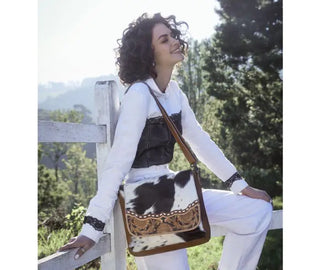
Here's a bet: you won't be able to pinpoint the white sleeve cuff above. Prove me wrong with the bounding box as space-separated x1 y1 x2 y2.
230 179 249 194
79 223 104 243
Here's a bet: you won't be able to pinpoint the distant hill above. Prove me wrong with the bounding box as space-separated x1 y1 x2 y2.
38 75 126 169
38 75 125 113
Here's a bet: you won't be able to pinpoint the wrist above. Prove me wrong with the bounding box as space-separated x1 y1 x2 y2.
240 185 251 195
225 172 249 194
230 180 249 194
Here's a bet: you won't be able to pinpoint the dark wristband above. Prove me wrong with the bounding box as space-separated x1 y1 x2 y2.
83 216 105 231
225 172 242 189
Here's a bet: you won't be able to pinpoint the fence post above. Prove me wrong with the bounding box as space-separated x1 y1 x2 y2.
94 80 126 270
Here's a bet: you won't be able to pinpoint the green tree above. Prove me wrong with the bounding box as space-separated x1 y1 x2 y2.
214 0 282 76
203 0 282 197
38 144 69 231
38 109 96 227
172 39 231 189
38 145 65 214
172 39 222 189
60 143 97 212
73 104 93 124
38 109 51 120
175 38 210 122
202 1 283 269
40 109 84 181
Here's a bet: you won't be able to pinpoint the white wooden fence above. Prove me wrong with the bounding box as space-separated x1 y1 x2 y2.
38 80 283 270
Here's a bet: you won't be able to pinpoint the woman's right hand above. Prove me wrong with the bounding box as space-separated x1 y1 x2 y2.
58 235 95 260
241 186 272 204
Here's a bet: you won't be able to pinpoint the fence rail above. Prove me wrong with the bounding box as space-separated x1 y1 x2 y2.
38 235 110 270
38 121 107 143
38 80 283 270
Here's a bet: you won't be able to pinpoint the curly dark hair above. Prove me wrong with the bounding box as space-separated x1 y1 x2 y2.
116 13 189 85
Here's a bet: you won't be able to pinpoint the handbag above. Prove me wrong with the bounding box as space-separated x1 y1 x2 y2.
118 82 211 257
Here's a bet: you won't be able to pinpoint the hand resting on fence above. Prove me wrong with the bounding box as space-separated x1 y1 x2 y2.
59 235 95 260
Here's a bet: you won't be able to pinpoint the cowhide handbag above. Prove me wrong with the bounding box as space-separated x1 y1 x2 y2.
118 82 211 257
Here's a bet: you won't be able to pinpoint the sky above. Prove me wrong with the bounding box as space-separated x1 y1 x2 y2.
38 0 220 84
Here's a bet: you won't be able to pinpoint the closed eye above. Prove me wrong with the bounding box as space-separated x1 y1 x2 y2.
158 31 177 43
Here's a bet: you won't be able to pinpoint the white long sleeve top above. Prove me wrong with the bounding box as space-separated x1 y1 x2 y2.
80 78 248 242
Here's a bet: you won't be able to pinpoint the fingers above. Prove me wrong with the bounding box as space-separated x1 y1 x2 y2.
74 240 96 260
242 186 273 205
58 236 79 252
259 191 270 202
262 193 270 202
58 241 75 252
73 237 95 259
261 191 273 205
74 246 88 260
68 237 76 243
59 242 89 260
58 236 95 260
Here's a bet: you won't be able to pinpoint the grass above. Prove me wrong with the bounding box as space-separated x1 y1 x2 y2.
187 237 224 270
126 237 224 270
38 226 70 259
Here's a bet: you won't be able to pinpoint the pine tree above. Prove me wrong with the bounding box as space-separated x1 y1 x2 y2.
203 0 283 196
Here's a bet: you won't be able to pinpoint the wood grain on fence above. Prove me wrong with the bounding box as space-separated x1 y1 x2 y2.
38 121 107 143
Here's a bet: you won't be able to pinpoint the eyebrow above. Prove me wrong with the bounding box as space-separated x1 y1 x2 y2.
157 32 172 41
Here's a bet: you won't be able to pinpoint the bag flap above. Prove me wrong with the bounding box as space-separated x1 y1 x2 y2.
123 170 201 236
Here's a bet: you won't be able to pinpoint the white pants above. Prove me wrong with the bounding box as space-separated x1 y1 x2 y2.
135 189 273 270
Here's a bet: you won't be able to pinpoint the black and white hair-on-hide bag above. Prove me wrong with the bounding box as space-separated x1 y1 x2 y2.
118 82 211 257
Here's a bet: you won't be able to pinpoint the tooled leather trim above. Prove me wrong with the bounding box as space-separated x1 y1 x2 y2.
83 216 105 231
125 200 201 237
225 172 242 189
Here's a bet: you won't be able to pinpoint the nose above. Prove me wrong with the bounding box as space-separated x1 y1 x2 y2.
171 37 180 47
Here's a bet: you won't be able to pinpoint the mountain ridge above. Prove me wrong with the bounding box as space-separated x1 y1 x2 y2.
38 75 125 113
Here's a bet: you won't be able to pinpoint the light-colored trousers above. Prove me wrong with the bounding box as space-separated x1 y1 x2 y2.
135 189 273 270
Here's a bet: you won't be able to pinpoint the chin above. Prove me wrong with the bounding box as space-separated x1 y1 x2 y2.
175 54 185 63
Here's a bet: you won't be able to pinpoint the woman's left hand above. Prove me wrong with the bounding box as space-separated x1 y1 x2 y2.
241 186 272 204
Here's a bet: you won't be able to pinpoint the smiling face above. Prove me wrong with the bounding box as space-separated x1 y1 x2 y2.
151 23 184 69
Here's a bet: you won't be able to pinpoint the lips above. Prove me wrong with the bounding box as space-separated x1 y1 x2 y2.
171 47 181 54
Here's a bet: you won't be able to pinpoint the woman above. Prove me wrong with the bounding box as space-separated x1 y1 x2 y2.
59 13 273 270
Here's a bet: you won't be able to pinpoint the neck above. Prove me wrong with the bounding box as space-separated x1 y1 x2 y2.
154 66 174 93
